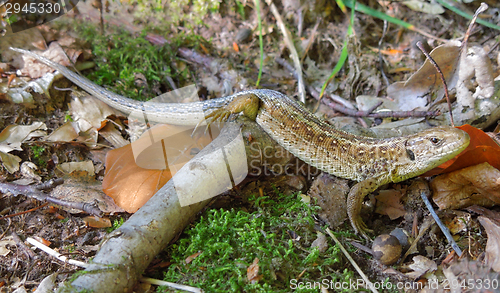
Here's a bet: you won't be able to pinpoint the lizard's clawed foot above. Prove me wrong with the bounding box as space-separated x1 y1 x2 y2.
352 217 373 241
194 108 232 134
196 94 258 134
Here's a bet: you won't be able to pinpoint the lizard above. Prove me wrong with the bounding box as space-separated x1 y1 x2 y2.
10 47 470 239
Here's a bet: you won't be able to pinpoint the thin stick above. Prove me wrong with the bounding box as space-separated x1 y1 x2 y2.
325 228 379 293
140 277 204 293
416 41 454 126
254 0 264 87
269 2 306 103
300 19 321 63
419 192 462 256
461 3 488 53
27 237 88 268
26 237 204 292
0 203 49 220
0 218 11 241
12 232 36 259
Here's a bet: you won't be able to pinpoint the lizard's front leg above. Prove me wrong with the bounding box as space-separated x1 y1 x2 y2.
205 93 260 125
347 177 384 240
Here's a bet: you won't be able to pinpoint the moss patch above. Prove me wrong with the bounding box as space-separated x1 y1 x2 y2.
160 191 356 292
76 25 206 101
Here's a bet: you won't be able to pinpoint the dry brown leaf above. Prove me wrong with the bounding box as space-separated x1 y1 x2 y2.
310 232 328 253
45 121 79 142
69 96 122 132
405 255 437 279
478 216 500 272
0 122 47 153
185 251 202 264
83 216 112 228
17 42 82 79
444 211 471 235
0 236 16 257
456 45 495 108
32 236 51 247
0 93 9 103
387 43 461 111
375 189 405 220
0 151 22 174
466 205 500 223
98 123 129 148
247 258 262 284
402 0 444 14
130 124 215 170
0 122 46 173
50 177 124 214
20 161 41 182
102 124 216 212
0 29 47 63
431 162 500 210
56 161 95 177
102 143 172 213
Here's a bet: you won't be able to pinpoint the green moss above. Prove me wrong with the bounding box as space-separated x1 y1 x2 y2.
75 25 207 101
159 191 356 292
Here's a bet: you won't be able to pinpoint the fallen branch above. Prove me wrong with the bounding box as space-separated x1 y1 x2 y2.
61 120 290 292
0 178 103 217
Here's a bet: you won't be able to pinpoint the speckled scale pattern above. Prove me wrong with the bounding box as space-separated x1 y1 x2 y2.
251 90 468 184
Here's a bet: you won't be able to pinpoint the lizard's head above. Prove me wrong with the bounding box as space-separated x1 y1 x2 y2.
403 126 470 178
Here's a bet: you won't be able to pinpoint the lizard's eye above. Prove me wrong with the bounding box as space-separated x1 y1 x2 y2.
429 137 441 145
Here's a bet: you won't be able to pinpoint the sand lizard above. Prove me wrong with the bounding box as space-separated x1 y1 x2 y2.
10 47 470 239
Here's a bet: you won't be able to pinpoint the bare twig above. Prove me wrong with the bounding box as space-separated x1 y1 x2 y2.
416 41 454 126
0 203 48 220
269 2 306 103
377 20 390 88
0 179 63 199
26 237 204 292
320 96 440 118
140 277 204 293
0 178 103 217
35 178 64 190
419 189 462 256
461 3 488 52
45 198 103 217
27 237 89 268
325 228 378 293
300 18 321 63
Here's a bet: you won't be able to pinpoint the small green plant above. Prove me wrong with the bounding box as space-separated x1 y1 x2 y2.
107 217 125 233
64 112 74 122
30 145 47 168
64 245 76 253
235 0 246 19
31 145 45 159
